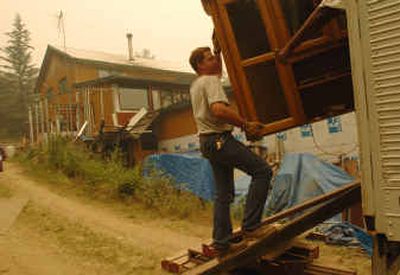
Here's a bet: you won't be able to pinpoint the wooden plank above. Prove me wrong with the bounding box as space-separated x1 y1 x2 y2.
274 61 307 125
259 117 297 136
298 71 351 90
261 239 298 261
261 239 319 261
169 182 356 273
209 1 252 119
184 184 361 274
259 0 306 125
286 241 319 260
229 182 359 241
161 248 210 273
268 0 291 45
371 232 400 275
279 6 341 61
257 0 280 48
241 52 275 68
260 181 360 226
306 231 326 241
287 38 347 64
215 0 259 120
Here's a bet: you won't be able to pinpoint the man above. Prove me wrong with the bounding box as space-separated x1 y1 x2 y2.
189 47 272 255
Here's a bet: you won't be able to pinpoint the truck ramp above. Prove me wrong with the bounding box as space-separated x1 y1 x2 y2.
161 181 361 274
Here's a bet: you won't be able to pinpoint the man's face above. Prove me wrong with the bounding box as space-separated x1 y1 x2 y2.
198 50 222 75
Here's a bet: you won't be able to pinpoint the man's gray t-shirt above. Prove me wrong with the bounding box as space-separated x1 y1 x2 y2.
190 75 233 134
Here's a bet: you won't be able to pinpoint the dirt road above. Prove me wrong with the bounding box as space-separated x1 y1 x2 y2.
0 162 372 274
0 162 209 274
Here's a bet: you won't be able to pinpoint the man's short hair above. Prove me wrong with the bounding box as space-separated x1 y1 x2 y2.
189 47 211 73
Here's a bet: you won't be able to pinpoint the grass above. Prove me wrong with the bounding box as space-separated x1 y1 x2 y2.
15 137 213 222
311 239 371 274
18 203 161 274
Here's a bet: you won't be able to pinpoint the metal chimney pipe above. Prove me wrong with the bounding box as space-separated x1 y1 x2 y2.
126 33 134 61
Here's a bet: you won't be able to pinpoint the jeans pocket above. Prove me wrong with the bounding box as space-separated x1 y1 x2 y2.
200 138 216 158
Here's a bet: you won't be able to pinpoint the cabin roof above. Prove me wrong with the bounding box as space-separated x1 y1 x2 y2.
35 44 196 92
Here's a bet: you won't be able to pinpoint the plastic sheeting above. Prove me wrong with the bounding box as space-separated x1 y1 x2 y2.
143 153 215 201
265 153 354 216
143 153 256 202
324 222 373 256
143 153 355 212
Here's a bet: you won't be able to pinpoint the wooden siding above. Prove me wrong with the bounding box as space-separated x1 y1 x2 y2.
117 112 138 127
34 46 200 166
155 96 239 141
132 139 157 164
156 107 197 140
73 62 99 83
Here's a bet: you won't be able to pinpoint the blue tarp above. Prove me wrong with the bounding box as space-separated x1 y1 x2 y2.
143 153 355 212
143 153 215 201
143 153 373 254
264 153 355 216
324 222 373 256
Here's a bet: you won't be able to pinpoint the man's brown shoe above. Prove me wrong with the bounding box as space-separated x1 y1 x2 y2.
202 242 247 258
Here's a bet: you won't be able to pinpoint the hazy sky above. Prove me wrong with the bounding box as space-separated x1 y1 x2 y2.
0 0 214 69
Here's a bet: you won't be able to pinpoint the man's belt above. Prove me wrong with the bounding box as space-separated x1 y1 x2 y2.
199 131 231 138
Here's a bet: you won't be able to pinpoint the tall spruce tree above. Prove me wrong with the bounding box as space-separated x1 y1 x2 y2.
0 14 38 138
1 14 38 103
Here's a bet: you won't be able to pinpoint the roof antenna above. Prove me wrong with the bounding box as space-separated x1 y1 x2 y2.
57 10 67 52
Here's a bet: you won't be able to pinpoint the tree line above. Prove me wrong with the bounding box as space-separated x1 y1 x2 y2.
0 14 38 140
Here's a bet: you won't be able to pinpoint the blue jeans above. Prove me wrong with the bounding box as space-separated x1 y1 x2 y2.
200 132 272 247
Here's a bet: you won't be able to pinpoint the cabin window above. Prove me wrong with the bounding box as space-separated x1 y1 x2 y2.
172 91 182 104
119 87 148 110
58 78 68 94
180 91 190 102
160 90 174 108
157 89 190 109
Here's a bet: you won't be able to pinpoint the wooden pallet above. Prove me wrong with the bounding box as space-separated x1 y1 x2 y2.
161 239 319 274
161 249 210 274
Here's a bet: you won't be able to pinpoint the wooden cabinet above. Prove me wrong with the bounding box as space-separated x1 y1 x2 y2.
202 0 353 135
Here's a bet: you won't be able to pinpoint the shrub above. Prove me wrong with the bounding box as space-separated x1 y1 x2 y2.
17 137 209 219
135 168 207 218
